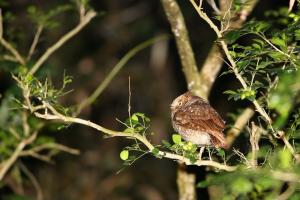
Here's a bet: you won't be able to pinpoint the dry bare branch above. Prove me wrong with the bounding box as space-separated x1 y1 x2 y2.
27 25 43 61
28 9 97 75
0 9 26 65
26 100 237 172
249 122 261 168
0 132 37 181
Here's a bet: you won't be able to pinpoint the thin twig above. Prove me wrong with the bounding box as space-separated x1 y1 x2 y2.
8 128 21 140
0 9 26 65
27 25 43 61
0 132 37 181
233 148 250 167
26 152 53 163
207 0 220 14
258 34 293 60
22 111 30 137
28 9 97 75
19 162 43 200
20 143 80 156
128 76 132 128
277 131 300 161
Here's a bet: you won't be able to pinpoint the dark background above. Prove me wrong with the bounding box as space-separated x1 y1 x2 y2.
0 0 287 199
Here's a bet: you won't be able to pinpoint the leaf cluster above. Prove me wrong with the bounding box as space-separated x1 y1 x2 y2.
27 4 73 29
198 149 300 199
224 9 300 128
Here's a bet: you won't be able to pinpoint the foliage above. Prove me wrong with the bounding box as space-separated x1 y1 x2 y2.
0 0 92 197
209 5 300 199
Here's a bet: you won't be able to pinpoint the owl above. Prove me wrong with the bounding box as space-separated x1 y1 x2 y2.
171 91 227 148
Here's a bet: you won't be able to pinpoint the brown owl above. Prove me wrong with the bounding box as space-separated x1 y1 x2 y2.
171 91 227 148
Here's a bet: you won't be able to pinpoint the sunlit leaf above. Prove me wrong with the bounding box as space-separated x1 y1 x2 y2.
172 134 182 144
120 150 129 161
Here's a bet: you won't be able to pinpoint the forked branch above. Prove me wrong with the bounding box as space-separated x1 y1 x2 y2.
28 6 97 75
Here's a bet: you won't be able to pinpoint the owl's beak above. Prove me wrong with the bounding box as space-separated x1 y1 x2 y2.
170 104 176 110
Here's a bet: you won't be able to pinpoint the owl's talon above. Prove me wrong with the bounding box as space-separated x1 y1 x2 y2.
207 147 212 161
198 146 205 160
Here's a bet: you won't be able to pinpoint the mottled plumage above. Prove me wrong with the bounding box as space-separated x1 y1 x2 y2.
171 92 227 148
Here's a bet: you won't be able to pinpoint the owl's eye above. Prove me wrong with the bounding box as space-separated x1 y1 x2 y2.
178 102 182 106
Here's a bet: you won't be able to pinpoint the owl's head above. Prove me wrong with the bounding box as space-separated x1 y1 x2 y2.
171 92 193 111
170 91 206 111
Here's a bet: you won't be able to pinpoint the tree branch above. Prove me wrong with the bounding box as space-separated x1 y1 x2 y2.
20 143 80 157
27 25 43 61
30 101 237 172
189 0 272 125
160 0 203 97
277 131 300 161
199 0 258 96
0 132 37 181
0 9 26 65
226 107 255 147
28 9 97 75
19 162 43 200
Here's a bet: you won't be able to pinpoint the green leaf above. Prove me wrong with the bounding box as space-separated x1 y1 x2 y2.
27 6 37 15
123 127 134 133
268 52 286 61
197 180 209 188
120 150 129 161
224 30 241 44
278 149 292 169
162 140 171 148
252 43 261 50
256 61 274 69
151 148 160 156
134 112 150 122
252 38 265 46
231 177 253 194
172 134 182 144
187 154 197 164
131 114 138 122
216 148 225 158
255 176 277 193
271 37 286 50
295 29 300 40
229 51 237 58
223 90 237 95
254 21 270 32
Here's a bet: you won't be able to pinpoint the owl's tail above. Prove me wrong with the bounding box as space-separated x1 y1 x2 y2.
211 132 228 149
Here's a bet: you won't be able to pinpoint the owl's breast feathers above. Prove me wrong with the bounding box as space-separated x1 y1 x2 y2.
172 98 228 148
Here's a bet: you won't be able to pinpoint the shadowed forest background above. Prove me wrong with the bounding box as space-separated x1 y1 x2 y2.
0 0 295 199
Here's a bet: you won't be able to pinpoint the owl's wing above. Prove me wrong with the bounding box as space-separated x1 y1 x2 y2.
173 100 227 148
